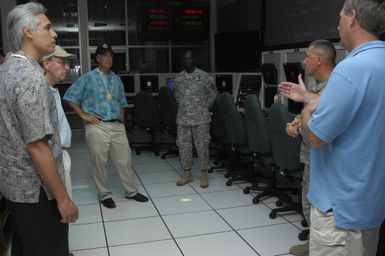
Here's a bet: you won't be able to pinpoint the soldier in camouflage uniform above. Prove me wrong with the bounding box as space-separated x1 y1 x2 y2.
174 50 217 188
282 40 336 256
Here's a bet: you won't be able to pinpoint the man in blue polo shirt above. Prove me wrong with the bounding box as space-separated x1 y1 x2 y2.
298 0 385 255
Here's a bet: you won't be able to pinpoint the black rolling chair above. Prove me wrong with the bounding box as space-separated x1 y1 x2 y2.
133 91 162 155
243 94 274 194
209 95 230 173
267 102 303 219
158 86 178 159
217 92 249 186
251 102 301 205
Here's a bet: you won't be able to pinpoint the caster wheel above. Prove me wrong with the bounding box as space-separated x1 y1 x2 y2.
208 168 213 173
252 197 259 204
298 230 309 241
243 187 250 194
161 154 166 159
224 172 231 179
275 200 283 207
225 180 232 186
301 219 308 227
269 211 277 219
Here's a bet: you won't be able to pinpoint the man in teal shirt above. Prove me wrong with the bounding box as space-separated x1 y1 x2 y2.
64 43 148 209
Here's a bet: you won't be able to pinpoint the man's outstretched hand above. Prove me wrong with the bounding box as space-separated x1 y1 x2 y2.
278 74 309 103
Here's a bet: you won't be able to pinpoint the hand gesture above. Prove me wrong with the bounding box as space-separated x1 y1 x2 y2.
278 74 308 103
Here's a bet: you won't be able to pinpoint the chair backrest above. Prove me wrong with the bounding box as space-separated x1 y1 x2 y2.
134 91 161 129
217 92 247 145
158 86 177 128
244 94 271 154
268 102 301 170
210 95 227 140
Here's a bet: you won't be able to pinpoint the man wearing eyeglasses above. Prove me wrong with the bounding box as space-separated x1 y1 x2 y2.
42 45 75 201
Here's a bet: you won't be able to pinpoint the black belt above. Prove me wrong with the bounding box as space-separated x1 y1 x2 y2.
102 119 121 123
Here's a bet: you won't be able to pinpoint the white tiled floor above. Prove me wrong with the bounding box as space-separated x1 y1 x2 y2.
69 131 304 256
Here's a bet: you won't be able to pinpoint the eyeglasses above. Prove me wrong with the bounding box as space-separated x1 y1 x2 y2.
49 58 71 66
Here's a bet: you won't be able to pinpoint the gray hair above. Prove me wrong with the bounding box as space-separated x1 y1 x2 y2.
309 39 337 66
6 2 47 52
343 0 385 38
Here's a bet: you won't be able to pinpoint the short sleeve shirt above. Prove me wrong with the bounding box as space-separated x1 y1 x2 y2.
63 68 128 120
0 52 64 203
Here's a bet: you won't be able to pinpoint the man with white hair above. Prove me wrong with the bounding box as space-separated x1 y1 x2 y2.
0 3 78 255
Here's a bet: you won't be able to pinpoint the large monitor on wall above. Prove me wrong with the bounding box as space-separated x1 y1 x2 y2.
140 75 159 93
119 74 135 94
215 74 233 94
263 0 343 50
261 63 278 85
215 30 261 72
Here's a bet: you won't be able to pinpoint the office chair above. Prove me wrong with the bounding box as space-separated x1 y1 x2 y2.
267 102 303 219
217 92 249 186
243 94 274 194
158 86 179 159
133 91 162 156
209 94 230 173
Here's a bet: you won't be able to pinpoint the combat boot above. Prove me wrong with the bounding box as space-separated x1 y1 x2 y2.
176 169 193 186
200 170 209 188
289 241 309 256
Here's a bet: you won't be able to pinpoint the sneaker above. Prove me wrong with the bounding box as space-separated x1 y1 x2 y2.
289 241 309 256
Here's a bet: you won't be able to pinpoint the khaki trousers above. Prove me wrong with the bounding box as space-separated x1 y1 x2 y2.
85 122 137 200
310 206 380 256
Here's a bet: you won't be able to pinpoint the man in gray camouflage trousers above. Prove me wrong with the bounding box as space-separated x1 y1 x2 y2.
281 39 335 256
174 50 217 188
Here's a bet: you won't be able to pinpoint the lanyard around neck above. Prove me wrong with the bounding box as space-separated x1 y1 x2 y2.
97 69 115 101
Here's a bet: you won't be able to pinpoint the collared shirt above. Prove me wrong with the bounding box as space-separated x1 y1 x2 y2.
63 68 128 120
174 68 217 126
51 87 72 148
0 51 64 203
308 41 385 230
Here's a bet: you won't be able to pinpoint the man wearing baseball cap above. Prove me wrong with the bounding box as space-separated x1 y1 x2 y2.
64 42 148 209
42 45 75 200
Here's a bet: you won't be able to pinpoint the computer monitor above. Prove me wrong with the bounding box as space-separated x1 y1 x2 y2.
264 85 277 109
283 62 305 114
236 74 262 109
261 63 278 85
215 74 233 94
283 62 304 83
140 75 159 92
166 76 175 91
119 74 135 94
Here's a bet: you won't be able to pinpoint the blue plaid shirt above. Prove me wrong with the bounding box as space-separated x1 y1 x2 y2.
64 68 128 120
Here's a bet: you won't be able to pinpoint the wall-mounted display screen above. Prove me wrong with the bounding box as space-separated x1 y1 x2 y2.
140 7 209 41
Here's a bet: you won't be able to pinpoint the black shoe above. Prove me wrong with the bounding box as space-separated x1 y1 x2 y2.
101 198 116 208
125 192 149 202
